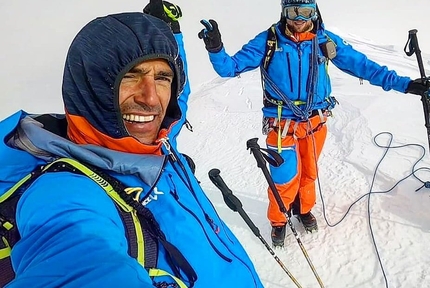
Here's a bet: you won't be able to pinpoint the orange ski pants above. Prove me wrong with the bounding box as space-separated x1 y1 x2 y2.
266 113 327 226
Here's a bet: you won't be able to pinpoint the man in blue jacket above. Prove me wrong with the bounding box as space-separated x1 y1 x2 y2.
0 1 263 287
198 0 430 247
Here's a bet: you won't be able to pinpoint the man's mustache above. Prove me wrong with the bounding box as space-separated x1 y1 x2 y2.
121 103 162 114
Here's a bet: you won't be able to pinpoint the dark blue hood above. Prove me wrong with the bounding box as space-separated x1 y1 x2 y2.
62 12 185 139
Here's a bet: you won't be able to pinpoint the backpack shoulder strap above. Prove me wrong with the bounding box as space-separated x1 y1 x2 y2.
262 24 278 70
0 194 21 287
0 158 157 286
0 164 49 287
0 158 195 288
50 158 160 268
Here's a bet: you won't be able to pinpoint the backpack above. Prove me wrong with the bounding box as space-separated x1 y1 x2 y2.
0 158 197 288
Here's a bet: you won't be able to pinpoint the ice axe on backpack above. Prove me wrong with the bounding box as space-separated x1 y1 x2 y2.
404 29 430 154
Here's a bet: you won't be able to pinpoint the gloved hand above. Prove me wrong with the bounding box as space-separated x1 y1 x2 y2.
143 0 182 33
406 78 430 95
198 19 223 53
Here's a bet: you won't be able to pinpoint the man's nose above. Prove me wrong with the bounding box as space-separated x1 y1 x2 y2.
134 77 158 105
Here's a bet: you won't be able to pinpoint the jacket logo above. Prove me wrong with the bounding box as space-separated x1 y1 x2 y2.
141 187 165 206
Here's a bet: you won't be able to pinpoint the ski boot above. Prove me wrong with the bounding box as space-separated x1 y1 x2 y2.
297 212 318 233
271 225 286 248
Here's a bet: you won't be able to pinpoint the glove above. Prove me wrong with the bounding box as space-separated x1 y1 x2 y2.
406 78 430 96
143 0 182 33
198 19 223 53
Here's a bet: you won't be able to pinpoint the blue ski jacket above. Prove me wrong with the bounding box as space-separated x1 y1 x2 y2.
2 12 263 288
207 22 412 119
2 112 263 288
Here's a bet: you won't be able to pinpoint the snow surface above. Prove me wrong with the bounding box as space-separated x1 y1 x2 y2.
1 1 430 287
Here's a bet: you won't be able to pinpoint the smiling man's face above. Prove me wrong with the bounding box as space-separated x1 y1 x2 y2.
119 59 174 144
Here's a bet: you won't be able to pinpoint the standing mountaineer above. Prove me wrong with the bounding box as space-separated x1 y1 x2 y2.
0 1 264 287
198 0 430 247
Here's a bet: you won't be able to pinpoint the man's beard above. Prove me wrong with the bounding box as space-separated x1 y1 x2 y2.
287 21 313 33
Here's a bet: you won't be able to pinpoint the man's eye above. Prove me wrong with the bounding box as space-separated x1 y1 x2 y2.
156 76 173 83
122 74 138 83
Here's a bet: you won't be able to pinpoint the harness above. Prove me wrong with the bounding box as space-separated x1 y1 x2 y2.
0 158 197 288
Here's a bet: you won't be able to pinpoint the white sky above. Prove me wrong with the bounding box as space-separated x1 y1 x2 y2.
2 1 430 287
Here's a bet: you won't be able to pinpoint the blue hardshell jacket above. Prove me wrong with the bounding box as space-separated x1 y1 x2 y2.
1 111 263 288
207 23 412 119
1 13 263 288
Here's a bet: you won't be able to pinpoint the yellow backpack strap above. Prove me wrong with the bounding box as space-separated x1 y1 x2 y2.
148 269 188 288
0 167 46 287
0 158 194 287
0 173 35 204
0 236 11 260
0 236 14 287
56 159 196 287
1 158 147 259
45 158 147 267
0 158 147 270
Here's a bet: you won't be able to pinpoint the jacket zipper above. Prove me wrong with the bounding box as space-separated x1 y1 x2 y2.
297 44 302 101
286 53 293 92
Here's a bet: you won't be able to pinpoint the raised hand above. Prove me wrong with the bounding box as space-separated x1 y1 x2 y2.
143 0 182 33
198 19 223 53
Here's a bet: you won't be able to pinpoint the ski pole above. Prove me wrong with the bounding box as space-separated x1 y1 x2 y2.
246 137 325 288
404 29 430 153
208 168 303 288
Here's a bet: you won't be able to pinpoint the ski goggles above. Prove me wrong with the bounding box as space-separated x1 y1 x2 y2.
282 5 316 21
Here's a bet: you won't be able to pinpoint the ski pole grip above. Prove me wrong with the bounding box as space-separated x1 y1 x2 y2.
404 29 418 57
209 169 241 211
208 169 261 236
405 29 426 79
408 29 418 36
246 138 260 150
209 169 232 195
246 139 289 214
246 138 269 169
